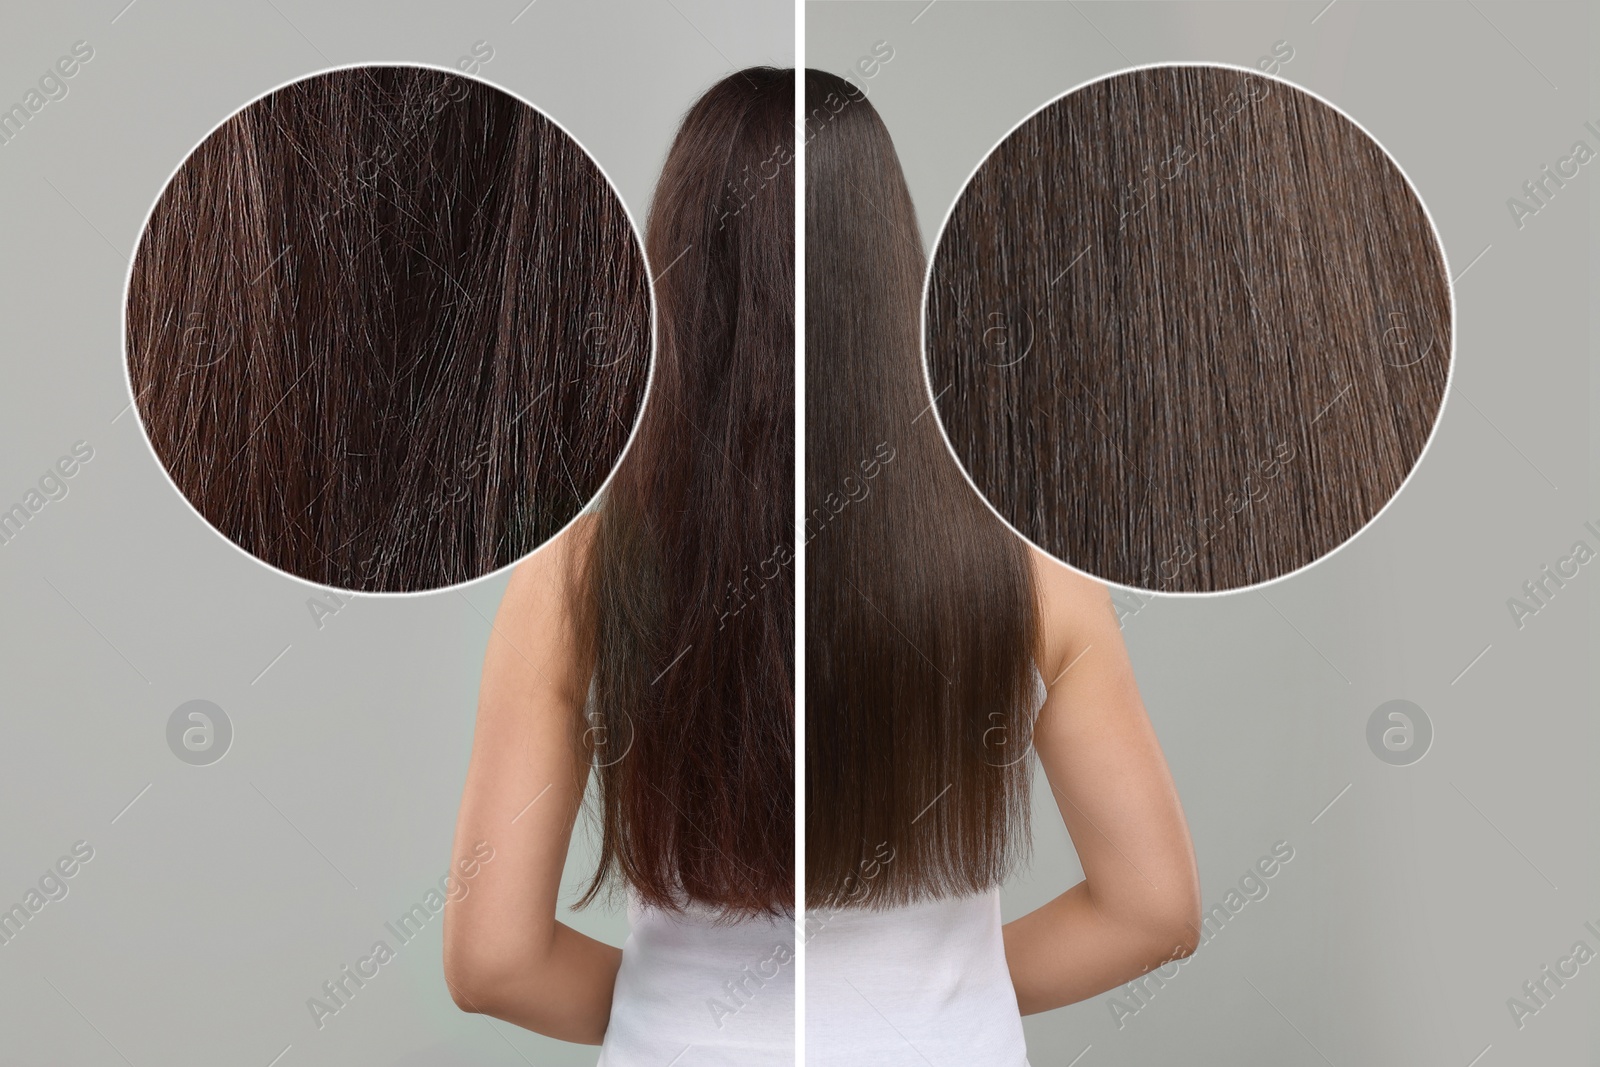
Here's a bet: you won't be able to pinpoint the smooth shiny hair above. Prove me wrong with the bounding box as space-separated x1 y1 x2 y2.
575 68 795 916
805 70 1039 909
127 66 650 592
926 65 1451 592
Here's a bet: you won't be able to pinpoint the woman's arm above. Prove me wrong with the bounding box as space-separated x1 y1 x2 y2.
442 524 621 1044
1002 550 1201 1015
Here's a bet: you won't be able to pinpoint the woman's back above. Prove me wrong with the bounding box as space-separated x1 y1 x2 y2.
804 664 1045 1064
601 902 794 1065
807 890 1028 1066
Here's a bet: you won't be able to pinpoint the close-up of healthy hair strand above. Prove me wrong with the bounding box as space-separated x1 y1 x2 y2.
805 69 1039 910
926 64 1452 593
126 65 650 593
572 67 795 917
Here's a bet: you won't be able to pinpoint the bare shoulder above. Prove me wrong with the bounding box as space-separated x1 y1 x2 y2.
502 512 597 612
1028 546 1121 679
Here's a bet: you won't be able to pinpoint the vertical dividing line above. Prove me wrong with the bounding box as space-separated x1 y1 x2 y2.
791 42 807 1067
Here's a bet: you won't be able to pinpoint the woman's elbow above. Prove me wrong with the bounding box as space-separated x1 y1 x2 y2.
1117 878 1201 965
1152 885 1203 960
443 940 510 1016
446 976 488 1015
1161 913 1201 960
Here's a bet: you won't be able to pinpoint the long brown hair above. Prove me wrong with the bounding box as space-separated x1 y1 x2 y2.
126 65 650 593
805 70 1039 909
926 65 1451 593
574 68 795 916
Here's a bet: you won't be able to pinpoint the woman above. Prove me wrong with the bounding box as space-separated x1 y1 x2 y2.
805 68 1200 1064
444 67 794 1064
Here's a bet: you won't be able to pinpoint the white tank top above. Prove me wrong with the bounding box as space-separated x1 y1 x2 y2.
805 890 1030 1065
598 898 795 1066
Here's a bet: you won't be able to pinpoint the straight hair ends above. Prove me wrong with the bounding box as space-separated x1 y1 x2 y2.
127 66 650 592
805 70 1039 910
574 68 795 917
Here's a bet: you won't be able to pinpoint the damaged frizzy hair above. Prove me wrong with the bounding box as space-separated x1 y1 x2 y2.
926 65 1452 593
805 70 1039 909
127 65 650 593
574 68 795 916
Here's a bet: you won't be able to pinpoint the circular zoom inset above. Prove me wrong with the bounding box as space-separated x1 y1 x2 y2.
925 64 1452 594
126 65 652 593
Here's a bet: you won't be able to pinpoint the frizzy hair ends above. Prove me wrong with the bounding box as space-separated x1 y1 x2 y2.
805 70 1039 909
926 65 1452 593
126 65 650 593
574 68 795 916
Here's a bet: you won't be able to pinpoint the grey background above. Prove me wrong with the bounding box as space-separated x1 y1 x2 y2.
0 2 790 1065
809 2 1596 1065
